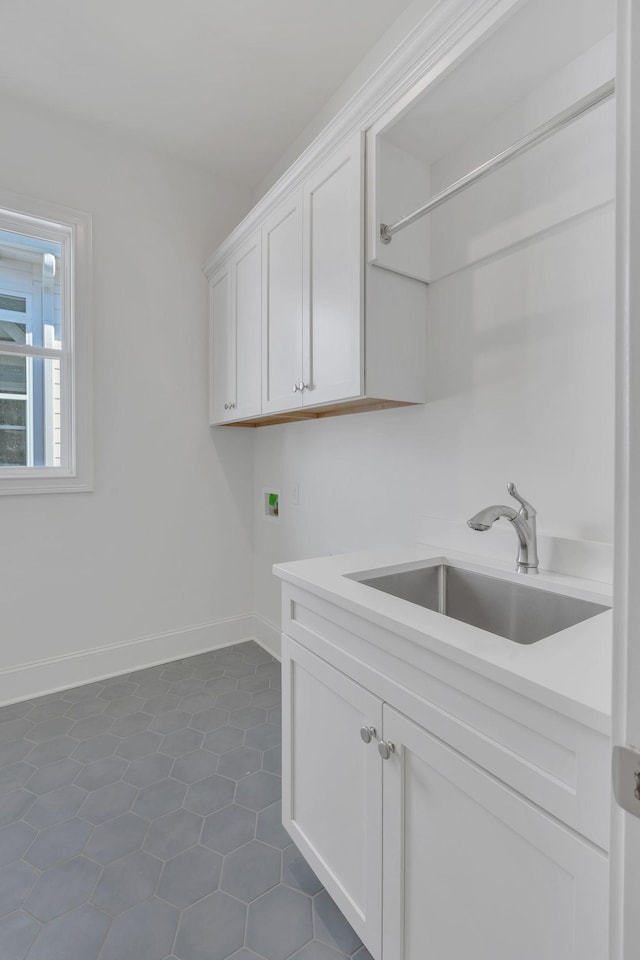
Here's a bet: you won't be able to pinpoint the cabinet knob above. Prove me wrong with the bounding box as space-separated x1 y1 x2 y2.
297 381 307 392
360 725 376 744
228 402 235 409
378 740 395 760
292 383 299 393
224 403 229 410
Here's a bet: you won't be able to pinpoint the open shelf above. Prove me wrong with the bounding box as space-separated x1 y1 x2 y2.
367 0 615 284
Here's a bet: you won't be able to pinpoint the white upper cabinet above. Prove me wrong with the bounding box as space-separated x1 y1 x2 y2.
261 194 304 414
234 234 262 420
209 262 234 424
302 133 364 407
209 232 261 424
261 133 364 415
205 135 426 426
206 0 615 428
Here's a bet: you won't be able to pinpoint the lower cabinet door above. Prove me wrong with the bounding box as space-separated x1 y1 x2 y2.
282 636 383 957
381 704 608 960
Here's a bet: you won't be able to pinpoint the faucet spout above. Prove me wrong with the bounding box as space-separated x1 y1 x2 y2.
467 504 518 531
467 484 539 574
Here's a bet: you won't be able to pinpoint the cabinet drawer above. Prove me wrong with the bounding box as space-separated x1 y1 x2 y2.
283 585 610 849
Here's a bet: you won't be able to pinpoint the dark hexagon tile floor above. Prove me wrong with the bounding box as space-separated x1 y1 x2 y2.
0 641 374 960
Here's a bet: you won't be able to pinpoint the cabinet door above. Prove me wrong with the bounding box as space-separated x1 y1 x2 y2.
233 233 262 420
209 263 234 424
382 705 608 960
302 132 364 407
262 194 304 413
282 636 382 957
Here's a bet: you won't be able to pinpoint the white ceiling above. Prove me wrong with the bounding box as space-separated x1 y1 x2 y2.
0 0 415 187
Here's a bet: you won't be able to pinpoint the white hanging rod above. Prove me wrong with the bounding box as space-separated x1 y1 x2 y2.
379 78 615 245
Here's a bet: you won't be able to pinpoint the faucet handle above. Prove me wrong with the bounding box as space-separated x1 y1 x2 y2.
507 482 536 518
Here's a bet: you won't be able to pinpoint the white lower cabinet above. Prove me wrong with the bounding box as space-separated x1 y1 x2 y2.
282 636 608 960
282 637 383 956
381 705 608 960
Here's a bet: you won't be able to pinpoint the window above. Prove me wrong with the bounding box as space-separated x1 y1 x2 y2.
0 191 92 493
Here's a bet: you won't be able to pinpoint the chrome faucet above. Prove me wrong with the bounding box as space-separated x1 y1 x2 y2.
467 482 539 574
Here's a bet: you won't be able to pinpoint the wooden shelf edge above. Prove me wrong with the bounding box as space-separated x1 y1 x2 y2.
217 398 418 428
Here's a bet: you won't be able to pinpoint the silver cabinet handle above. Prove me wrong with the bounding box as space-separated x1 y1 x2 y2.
378 740 395 760
292 383 299 393
360 725 377 744
297 381 307 392
228 402 235 409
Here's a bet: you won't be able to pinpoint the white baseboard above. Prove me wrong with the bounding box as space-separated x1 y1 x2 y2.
0 614 260 707
252 614 281 661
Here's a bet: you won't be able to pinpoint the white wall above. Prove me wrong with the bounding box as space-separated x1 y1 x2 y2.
0 2 616 691
0 93 255 699
253 32 616 630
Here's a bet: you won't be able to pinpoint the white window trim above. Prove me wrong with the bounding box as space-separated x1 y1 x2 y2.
0 189 92 494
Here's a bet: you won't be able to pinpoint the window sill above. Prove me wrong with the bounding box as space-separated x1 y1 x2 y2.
0 470 92 495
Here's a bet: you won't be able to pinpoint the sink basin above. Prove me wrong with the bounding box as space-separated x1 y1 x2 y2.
357 563 610 644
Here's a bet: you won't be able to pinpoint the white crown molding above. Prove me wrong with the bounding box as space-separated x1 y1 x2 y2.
203 0 522 276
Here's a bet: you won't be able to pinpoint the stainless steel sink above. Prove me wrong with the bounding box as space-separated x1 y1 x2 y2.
357 564 610 644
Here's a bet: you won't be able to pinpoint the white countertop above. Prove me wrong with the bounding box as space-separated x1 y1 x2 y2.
273 544 613 734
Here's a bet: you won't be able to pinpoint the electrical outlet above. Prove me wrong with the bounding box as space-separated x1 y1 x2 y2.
290 481 300 506
263 489 280 520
